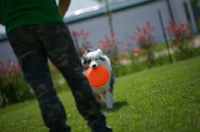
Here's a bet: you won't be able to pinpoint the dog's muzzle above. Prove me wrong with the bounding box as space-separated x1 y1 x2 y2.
92 64 97 68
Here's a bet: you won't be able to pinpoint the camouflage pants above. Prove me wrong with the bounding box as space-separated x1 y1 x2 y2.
8 23 107 132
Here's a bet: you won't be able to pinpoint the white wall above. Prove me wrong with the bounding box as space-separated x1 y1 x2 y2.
169 0 198 33
67 0 197 51
0 40 18 63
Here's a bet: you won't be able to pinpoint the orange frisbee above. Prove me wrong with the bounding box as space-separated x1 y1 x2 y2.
85 65 109 87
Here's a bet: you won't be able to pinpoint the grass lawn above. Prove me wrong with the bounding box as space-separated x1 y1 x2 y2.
0 57 200 132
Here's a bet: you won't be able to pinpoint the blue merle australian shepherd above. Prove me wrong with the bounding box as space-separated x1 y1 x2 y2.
82 49 115 108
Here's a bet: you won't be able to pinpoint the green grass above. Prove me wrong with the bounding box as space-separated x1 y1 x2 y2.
1 57 200 132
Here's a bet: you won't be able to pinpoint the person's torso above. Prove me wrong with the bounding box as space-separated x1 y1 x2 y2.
0 0 63 34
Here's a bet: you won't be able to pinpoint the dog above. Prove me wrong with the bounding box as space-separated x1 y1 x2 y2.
82 49 115 108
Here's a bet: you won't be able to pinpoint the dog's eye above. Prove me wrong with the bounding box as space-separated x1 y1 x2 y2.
87 59 91 64
95 57 99 60
83 60 87 64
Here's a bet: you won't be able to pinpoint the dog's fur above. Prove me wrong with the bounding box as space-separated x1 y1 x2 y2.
82 49 115 108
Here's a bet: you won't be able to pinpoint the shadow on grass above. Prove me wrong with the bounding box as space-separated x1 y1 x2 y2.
102 100 128 112
182 96 200 104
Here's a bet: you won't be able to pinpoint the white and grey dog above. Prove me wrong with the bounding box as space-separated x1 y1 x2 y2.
82 49 115 108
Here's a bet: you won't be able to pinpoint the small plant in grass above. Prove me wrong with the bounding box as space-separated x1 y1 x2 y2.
165 20 193 60
0 59 34 108
70 29 93 57
98 33 122 65
131 21 156 68
98 33 144 77
124 41 141 60
98 33 133 77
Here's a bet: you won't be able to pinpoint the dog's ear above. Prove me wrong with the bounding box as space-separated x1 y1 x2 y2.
96 49 103 55
96 49 106 61
85 48 95 54
82 48 94 63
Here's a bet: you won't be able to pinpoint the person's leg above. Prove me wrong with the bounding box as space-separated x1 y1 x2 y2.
8 26 71 132
38 23 112 132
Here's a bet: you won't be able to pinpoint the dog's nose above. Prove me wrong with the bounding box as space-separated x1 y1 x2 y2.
92 64 97 68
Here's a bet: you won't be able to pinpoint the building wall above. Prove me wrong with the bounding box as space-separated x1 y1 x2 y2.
67 0 197 51
0 40 18 63
0 0 197 63
169 0 197 32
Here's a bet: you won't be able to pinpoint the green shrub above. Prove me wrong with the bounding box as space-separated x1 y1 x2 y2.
112 58 147 77
0 59 35 108
172 47 200 62
112 46 200 77
131 21 156 68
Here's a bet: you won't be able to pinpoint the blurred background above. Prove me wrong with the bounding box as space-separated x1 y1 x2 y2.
1 0 200 107
1 0 200 62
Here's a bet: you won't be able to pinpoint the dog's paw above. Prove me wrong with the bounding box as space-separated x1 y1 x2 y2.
101 99 113 108
106 104 113 109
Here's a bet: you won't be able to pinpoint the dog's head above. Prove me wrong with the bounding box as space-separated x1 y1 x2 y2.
82 49 106 70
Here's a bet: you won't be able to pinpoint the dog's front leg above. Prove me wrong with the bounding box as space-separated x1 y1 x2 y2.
94 93 106 107
94 93 101 102
105 91 113 108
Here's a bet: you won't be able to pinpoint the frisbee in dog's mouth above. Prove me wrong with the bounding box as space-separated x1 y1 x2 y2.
85 65 109 87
